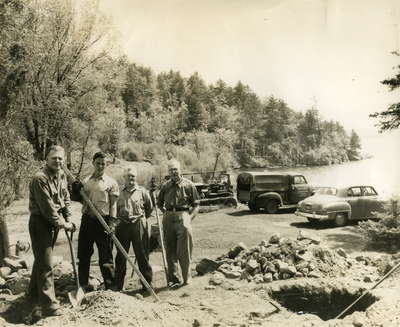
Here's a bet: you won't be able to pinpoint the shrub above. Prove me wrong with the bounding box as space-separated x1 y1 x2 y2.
358 198 400 251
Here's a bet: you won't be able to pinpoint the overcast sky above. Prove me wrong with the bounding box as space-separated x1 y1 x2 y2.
98 0 400 154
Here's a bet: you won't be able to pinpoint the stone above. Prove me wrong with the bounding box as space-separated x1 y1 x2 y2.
209 272 224 285
363 276 372 283
263 273 273 283
253 274 264 284
53 261 73 279
88 277 101 290
273 273 279 280
196 258 221 275
193 319 201 327
336 248 347 258
205 285 216 290
264 262 277 273
281 273 291 280
6 276 30 294
297 231 321 244
221 270 241 279
5 272 19 280
355 255 365 262
227 242 247 259
269 234 281 244
280 264 297 275
295 261 309 270
295 272 303 278
246 259 259 271
0 277 5 287
0 267 12 279
308 271 321 278
2 258 23 271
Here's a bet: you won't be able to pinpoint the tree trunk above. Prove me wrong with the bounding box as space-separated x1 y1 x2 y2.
0 213 10 261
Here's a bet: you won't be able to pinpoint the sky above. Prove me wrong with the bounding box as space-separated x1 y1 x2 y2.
98 0 400 155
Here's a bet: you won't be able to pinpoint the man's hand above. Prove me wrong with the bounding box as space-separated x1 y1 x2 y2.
62 221 75 231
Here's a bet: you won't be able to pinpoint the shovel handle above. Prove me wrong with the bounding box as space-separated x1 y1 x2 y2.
65 230 80 290
63 164 160 301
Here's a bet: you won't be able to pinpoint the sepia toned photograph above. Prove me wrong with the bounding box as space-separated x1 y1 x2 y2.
1 0 400 326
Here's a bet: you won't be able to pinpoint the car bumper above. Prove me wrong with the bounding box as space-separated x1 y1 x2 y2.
295 210 330 221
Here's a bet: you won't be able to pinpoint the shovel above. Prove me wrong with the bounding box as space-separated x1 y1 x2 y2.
65 230 85 307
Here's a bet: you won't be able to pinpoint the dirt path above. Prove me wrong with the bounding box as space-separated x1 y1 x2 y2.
2 201 399 326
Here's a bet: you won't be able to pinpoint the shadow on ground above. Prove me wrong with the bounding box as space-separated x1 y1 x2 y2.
228 208 296 217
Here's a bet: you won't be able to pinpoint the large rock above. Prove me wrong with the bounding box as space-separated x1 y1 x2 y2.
227 242 247 259
269 234 281 244
196 258 221 275
53 261 73 279
209 272 225 286
3 258 23 271
0 267 12 279
6 276 30 294
246 259 259 272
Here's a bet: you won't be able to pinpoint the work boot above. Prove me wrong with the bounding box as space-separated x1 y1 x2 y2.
44 307 63 317
30 306 42 323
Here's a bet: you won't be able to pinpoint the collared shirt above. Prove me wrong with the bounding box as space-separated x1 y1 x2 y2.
82 173 119 216
29 166 71 227
117 185 153 222
157 177 200 210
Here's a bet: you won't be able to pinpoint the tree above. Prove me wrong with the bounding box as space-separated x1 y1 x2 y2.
11 0 116 160
371 53 400 131
347 129 361 161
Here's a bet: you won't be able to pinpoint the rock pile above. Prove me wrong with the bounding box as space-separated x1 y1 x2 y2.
0 255 101 296
203 232 355 284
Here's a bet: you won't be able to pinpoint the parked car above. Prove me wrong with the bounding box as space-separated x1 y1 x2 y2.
236 171 313 213
295 185 386 226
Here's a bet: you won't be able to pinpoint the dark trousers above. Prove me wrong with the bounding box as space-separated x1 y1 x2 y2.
77 215 114 289
115 218 152 291
27 216 59 311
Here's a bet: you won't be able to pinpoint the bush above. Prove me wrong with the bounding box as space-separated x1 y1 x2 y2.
358 199 400 250
120 143 143 162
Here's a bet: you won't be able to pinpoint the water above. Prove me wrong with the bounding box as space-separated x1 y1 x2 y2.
234 134 400 198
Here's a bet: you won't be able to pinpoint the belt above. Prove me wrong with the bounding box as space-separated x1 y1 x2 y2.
166 207 189 212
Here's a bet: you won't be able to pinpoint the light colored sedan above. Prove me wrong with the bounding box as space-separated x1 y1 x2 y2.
295 185 386 227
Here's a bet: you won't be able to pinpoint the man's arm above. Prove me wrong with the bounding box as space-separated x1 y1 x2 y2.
31 177 66 228
188 183 200 221
157 184 166 213
143 190 153 218
61 177 72 222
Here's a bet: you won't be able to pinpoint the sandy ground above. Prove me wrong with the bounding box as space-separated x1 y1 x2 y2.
2 201 400 326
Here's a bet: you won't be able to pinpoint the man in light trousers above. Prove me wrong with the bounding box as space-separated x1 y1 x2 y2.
157 159 200 288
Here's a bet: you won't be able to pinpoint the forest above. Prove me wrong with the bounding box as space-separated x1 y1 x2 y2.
0 0 362 209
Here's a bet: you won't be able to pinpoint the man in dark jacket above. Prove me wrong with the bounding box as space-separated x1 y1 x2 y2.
28 145 75 318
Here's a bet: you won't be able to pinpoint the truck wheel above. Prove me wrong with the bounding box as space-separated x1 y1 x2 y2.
334 213 348 227
248 202 259 212
265 200 279 214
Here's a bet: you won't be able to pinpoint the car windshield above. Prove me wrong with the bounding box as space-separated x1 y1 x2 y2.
314 187 337 195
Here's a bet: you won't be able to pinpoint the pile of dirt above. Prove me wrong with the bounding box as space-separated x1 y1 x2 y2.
202 232 381 285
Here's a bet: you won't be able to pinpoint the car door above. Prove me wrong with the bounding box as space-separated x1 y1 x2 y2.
361 186 381 218
346 187 365 219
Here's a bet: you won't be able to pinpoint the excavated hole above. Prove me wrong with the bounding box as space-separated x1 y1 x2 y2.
270 284 378 321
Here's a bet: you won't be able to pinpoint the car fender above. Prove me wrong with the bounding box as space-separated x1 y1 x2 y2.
256 192 283 206
325 201 351 218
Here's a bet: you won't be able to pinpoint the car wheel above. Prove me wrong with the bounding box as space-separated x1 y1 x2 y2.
334 213 348 227
265 200 279 214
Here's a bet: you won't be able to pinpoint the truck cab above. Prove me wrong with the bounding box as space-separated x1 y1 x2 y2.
236 172 313 213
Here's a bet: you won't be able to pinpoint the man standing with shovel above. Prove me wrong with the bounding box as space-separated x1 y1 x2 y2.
76 152 119 291
114 166 153 293
27 145 75 320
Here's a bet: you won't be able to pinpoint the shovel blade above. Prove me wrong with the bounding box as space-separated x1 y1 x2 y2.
68 288 85 308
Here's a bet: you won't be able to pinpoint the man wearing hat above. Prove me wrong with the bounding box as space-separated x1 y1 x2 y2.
77 152 119 291
114 166 153 292
28 145 75 319
157 159 200 287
